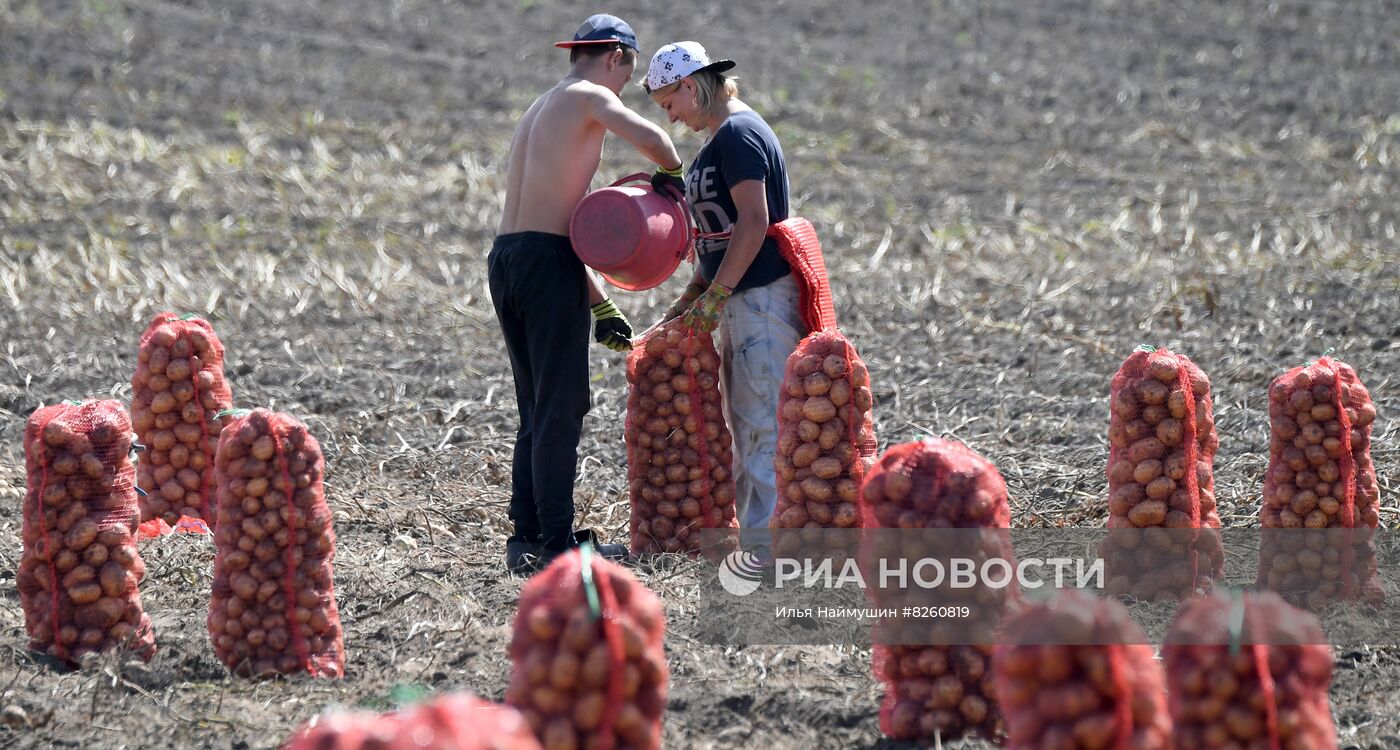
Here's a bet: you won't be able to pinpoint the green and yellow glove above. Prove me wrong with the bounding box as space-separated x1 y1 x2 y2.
661 280 708 324
650 163 686 202
591 299 633 352
681 283 733 334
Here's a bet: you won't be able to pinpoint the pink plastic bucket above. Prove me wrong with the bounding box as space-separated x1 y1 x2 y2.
569 173 690 291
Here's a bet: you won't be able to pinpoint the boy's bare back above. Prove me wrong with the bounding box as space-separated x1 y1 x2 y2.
497 80 610 236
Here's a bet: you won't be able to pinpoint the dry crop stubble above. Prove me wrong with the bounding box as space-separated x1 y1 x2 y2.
2 0 1400 748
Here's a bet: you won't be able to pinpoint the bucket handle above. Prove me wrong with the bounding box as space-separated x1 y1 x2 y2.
610 172 696 261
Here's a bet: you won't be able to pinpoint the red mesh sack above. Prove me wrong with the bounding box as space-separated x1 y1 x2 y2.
624 320 737 555
858 438 1012 533
17 400 157 664
208 409 344 678
1258 355 1381 606
1164 590 1337 750
767 217 837 333
770 330 877 557
1101 347 1223 599
132 312 234 530
994 590 1171 750
859 438 1016 743
282 693 542 750
506 548 668 750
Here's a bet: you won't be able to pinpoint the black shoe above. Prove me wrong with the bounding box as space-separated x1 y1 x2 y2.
573 529 630 562
506 539 543 575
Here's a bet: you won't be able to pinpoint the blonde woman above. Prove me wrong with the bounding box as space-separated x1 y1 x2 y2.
647 41 802 542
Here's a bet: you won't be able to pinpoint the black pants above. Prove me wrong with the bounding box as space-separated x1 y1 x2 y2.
488 232 591 553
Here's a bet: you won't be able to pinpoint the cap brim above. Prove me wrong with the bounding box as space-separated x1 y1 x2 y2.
554 39 637 50
642 60 739 94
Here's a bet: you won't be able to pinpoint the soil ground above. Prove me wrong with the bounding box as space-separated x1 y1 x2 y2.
1 0 1398 747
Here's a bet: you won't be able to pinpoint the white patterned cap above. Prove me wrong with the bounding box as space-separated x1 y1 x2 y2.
644 41 736 94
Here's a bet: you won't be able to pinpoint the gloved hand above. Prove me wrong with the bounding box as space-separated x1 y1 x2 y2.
590 299 633 352
661 280 708 323
650 164 686 202
681 283 733 334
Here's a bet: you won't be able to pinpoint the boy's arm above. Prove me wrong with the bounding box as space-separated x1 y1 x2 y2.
586 88 682 170
584 269 607 306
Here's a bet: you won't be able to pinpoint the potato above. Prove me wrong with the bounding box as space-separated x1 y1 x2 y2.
64 517 99 550
780 398 805 421
800 477 834 503
67 582 103 605
792 442 821 469
803 372 832 396
1127 437 1166 464
811 457 843 480
818 420 845 451
802 396 837 423
1135 379 1169 405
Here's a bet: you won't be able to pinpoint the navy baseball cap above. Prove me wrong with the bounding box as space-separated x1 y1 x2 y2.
554 14 639 52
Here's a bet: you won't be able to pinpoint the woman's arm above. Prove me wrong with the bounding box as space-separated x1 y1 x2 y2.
709 179 769 289
661 267 707 323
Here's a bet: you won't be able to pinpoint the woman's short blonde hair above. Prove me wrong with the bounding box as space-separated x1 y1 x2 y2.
689 69 740 111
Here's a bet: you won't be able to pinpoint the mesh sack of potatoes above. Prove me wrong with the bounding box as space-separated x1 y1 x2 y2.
770 330 877 560
1258 355 1381 607
506 547 668 750
1163 590 1337 750
1100 347 1223 600
208 408 344 678
282 693 543 750
132 312 234 530
18 400 157 664
875 644 1001 743
860 438 1016 743
624 320 737 555
994 589 1171 750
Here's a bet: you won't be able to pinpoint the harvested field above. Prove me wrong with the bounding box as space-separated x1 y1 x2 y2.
1 0 1398 747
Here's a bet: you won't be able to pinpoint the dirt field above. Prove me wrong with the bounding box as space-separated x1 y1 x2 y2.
2 0 1398 747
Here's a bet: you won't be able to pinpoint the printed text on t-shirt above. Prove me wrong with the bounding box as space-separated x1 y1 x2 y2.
687 166 730 255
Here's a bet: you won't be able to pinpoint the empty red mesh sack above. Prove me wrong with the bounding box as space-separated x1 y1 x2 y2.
18 400 157 664
208 409 344 678
994 590 1171 750
771 330 877 558
625 320 737 555
767 217 837 333
507 548 668 750
1101 347 1223 600
860 438 1016 743
132 312 234 530
1258 355 1381 607
282 693 542 750
1164 590 1337 750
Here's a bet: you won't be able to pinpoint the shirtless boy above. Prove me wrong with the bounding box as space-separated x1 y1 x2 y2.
491 14 686 573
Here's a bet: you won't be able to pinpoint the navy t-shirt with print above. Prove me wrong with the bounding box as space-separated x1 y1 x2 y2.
685 109 791 291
